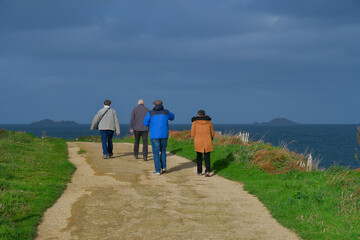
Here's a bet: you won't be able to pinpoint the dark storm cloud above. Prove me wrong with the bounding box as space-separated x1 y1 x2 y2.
0 0 104 31
0 0 359 123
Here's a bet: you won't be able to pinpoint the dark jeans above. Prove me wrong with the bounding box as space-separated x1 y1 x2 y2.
100 130 114 155
134 131 148 156
197 152 211 174
151 138 168 173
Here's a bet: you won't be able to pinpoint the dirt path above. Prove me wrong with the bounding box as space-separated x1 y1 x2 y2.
36 142 301 240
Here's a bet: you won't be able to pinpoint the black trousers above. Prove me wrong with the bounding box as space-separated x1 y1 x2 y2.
197 152 211 174
134 131 148 156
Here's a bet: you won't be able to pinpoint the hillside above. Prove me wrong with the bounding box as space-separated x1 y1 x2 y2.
253 117 298 125
31 119 78 125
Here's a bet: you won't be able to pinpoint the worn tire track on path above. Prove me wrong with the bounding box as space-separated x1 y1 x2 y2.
36 142 301 240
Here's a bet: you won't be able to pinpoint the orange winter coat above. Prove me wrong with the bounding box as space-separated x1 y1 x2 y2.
191 116 215 153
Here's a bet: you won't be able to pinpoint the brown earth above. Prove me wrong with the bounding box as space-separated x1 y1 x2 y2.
36 142 301 240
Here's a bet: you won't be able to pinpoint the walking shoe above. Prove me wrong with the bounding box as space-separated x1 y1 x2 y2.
153 172 161 175
143 156 147 161
103 154 109 159
205 172 210 177
109 153 113 157
134 155 139 159
161 169 166 173
197 173 203 176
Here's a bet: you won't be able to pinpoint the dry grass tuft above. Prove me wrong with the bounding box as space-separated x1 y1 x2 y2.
123 134 134 139
168 130 192 141
215 136 245 146
251 149 306 174
214 131 251 146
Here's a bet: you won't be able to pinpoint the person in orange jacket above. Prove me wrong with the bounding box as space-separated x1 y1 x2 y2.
191 110 215 177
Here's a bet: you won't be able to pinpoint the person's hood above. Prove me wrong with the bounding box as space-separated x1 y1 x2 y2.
153 104 164 111
191 116 211 122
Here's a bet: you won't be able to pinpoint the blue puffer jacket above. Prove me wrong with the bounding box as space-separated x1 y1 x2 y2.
143 105 175 139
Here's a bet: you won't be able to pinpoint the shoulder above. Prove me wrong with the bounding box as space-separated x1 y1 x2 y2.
140 105 150 112
98 107 106 113
149 109 169 116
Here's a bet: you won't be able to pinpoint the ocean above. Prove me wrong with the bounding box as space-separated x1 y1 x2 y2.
1 124 359 169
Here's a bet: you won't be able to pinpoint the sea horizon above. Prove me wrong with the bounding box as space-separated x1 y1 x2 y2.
1 123 359 170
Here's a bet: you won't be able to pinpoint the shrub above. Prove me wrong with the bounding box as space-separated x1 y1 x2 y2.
214 135 245 146
250 148 306 174
168 130 192 141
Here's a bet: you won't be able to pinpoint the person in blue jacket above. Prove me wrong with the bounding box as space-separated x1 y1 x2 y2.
143 99 175 175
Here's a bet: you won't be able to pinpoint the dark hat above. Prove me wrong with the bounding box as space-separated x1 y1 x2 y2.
153 99 163 106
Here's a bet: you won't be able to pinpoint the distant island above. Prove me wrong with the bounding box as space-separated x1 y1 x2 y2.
253 118 298 125
31 119 78 125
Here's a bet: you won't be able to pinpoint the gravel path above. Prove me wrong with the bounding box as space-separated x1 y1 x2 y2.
36 142 301 240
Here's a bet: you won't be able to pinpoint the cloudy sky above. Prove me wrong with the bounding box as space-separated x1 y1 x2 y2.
1 0 359 124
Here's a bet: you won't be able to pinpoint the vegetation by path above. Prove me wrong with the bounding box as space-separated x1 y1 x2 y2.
0 130 75 240
120 133 360 240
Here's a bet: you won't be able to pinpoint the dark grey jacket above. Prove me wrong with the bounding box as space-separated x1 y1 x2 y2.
129 104 150 131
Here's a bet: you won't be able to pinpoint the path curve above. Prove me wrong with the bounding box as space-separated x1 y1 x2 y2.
36 142 301 240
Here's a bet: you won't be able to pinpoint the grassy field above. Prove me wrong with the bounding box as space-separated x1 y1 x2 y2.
121 132 360 240
0 130 75 240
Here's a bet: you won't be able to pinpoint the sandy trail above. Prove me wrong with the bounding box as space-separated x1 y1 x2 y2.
36 142 300 240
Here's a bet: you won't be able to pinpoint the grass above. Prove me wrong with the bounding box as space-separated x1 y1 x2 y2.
77 149 86 155
356 127 360 164
75 135 101 142
0 130 75 240
121 131 360 239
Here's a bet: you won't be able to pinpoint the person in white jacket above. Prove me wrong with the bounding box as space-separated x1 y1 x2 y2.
90 99 120 159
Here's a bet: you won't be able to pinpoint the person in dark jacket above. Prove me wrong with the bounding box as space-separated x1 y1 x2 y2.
191 110 214 177
143 100 175 175
129 99 150 160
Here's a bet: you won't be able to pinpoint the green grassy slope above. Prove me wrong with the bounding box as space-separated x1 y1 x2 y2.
0 130 75 240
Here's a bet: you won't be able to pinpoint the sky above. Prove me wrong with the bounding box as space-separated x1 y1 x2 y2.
1 0 359 124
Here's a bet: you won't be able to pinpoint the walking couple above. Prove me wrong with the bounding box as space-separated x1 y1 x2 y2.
130 99 175 175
